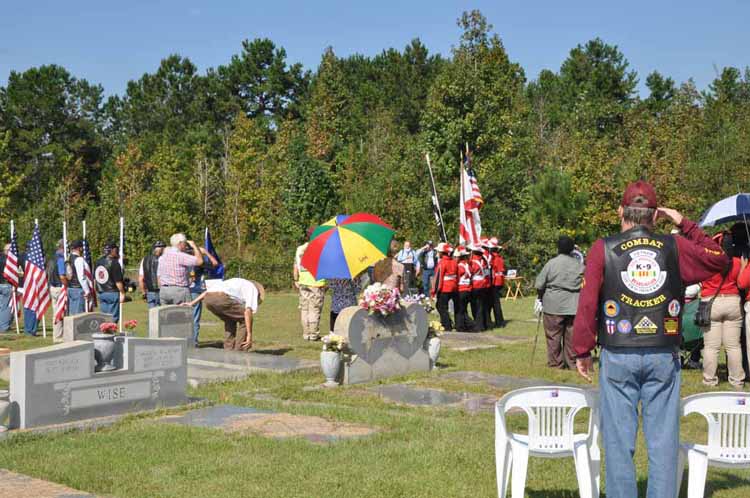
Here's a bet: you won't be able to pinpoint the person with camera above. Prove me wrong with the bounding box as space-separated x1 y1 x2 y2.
157 233 203 305
572 181 728 498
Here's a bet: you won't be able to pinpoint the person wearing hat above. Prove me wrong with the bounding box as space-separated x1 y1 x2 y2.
47 239 68 340
489 238 507 328
157 233 203 305
534 235 583 370
572 180 729 498
416 240 437 296
294 227 327 341
138 240 166 309
480 238 494 327
432 242 458 331
469 244 489 331
65 239 91 316
455 246 474 332
94 242 126 323
185 278 264 351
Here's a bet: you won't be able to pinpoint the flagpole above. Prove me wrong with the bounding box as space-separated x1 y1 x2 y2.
10 220 20 334
34 219 46 338
425 154 448 243
119 216 124 334
62 221 68 260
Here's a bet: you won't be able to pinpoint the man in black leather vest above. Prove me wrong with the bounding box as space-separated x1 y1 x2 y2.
94 242 125 323
138 241 166 309
572 181 729 498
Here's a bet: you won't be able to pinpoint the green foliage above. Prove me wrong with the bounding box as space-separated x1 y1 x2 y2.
1 11 749 283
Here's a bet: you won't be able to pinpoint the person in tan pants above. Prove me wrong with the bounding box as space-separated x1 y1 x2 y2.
700 247 743 388
294 228 327 341
185 278 264 351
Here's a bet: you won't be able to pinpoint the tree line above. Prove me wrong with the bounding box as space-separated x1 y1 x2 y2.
1 10 748 288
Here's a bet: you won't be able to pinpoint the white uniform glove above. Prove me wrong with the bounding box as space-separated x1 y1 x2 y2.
534 299 543 318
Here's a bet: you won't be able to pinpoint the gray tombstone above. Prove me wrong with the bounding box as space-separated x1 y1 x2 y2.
335 303 430 384
62 312 114 343
9 337 188 429
149 305 193 344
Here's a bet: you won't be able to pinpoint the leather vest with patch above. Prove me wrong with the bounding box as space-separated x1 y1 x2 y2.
66 254 82 288
94 256 119 293
142 254 160 292
598 227 683 348
46 255 63 287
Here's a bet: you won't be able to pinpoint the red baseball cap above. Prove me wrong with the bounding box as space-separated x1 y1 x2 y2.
621 180 658 209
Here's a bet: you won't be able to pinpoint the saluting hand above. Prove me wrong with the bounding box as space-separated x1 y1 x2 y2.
656 207 683 226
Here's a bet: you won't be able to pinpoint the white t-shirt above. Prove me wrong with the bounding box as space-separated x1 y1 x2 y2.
206 278 259 313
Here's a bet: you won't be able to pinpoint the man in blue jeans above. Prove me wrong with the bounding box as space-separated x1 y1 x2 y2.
187 246 217 346
573 181 729 498
94 242 125 323
416 241 437 296
0 245 14 332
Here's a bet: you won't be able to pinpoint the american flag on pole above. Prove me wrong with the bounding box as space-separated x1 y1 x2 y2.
82 237 97 308
3 226 20 287
459 150 483 246
22 225 51 320
54 284 67 323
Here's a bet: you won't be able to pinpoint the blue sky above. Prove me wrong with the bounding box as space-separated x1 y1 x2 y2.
1 0 748 97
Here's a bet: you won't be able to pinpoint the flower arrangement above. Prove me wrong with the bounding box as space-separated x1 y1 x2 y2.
401 293 434 314
99 322 118 334
322 333 347 353
428 320 445 338
359 283 401 316
124 320 138 333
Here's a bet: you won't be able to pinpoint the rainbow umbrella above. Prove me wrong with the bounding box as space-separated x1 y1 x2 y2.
301 213 395 279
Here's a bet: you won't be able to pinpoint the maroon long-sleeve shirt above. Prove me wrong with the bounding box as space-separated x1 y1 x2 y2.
572 218 729 357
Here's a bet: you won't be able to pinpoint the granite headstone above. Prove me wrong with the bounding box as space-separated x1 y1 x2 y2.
9 337 188 429
335 303 429 384
149 305 193 344
62 312 113 343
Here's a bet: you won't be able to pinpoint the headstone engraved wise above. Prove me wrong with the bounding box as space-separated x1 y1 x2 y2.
149 305 193 344
10 337 188 429
335 303 429 384
62 312 113 343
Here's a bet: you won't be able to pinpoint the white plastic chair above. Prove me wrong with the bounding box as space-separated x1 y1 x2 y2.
495 386 600 498
676 392 750 498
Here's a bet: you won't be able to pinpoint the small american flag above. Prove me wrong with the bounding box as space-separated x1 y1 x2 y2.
22 225 51 320
54 284 67 323
3 227 20 287
82 238 97 308
459 149 483 245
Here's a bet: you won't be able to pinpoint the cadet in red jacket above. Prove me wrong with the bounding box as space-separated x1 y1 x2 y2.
481 238 494 328
470 244 489 331
455 246 474 332
489 238 507 328
432 242 458 331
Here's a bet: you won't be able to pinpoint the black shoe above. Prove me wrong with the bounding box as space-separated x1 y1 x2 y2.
684 359 702 370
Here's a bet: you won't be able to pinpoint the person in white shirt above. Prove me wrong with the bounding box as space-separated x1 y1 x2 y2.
185 278 264 351
396 241 418 293
66 240 92 315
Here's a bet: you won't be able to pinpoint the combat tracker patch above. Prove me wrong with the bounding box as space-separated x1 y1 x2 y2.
667 299 681 317
603 300 620 318
605 319 616 335
634 316 658 335
664 317 679 335
617 319 632 334
620 249 667 295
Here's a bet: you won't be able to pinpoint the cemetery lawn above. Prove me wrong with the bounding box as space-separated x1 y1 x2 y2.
1 295 749 497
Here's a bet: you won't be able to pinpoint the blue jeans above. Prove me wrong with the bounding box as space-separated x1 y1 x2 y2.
146 291 160 309
599 346 681 498
421 268 435 295
67 287 85 315
191 289 202 345
23 307 37 335
0 284 12 332
99 292 120 322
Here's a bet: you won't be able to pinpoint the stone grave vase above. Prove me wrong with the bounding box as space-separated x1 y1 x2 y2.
0 389 9 431
320 351 342 387
426 336 441 369
91 333 118 372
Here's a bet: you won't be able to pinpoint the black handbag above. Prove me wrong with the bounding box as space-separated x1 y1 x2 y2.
694 271 728 327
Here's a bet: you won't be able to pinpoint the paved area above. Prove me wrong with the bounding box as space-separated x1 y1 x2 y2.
440 332 529 352
158 404 378 443
0 469 95 497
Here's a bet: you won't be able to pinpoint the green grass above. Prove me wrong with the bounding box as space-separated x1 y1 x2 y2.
1 295 749 497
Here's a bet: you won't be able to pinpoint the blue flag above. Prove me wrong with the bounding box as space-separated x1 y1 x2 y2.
204 227 224 280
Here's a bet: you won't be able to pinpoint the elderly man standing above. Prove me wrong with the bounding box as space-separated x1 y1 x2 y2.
66 240 91 315
157 233 202 305
534 235 583 369
396 240 418 294
416 241 437 296
573 181 729 498
294 228 326 341
46 239 67 341
186 278 263 351
139 241 166 309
